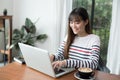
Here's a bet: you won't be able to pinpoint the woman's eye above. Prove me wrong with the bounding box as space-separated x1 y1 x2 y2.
75 22 80 24
70 22 79 24
70 21 73 24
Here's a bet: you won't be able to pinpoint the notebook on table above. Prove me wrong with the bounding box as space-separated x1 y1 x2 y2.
18 43 75 78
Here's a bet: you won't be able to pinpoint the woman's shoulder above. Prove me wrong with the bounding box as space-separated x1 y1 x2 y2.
87 34 100 42
90 34 100 43
63 35 68 41
88 34 100 39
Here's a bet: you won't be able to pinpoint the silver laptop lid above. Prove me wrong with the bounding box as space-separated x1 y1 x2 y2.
18 43 56 77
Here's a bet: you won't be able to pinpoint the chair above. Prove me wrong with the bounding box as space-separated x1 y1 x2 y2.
97 56 110 73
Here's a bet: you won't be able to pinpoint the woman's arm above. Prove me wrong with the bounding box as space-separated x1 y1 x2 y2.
54 41 66 61
66 47 100 69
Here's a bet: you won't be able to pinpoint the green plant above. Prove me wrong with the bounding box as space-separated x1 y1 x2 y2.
10 18 47 50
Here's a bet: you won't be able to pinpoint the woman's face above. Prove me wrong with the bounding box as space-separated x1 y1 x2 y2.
70 19 88 35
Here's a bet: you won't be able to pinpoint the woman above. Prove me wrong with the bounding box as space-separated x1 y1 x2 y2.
50 7 100 70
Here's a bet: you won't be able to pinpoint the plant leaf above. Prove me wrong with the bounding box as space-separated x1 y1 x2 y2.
25 18 36 34
36 34 47 40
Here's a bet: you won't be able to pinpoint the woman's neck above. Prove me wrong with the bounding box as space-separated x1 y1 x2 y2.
77 32 89 37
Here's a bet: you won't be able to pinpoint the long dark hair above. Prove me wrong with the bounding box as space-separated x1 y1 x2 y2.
64 7 92 58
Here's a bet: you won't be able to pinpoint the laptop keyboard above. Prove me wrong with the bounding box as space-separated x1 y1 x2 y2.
54 68 65 74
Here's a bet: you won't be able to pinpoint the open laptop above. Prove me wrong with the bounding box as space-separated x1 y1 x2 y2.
18 43 75 78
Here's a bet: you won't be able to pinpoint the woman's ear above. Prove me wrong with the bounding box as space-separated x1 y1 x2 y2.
85 19 88 25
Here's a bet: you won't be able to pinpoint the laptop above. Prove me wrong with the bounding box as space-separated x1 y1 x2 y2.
18 43 75 78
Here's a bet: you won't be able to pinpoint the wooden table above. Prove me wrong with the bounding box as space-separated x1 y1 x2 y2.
0 62 120 80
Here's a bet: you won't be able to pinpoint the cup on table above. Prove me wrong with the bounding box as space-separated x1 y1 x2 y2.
78 67 94 79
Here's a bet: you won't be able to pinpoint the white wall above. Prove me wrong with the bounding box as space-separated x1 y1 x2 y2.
0 0 13 15
0 0 13 61
13 0 60 53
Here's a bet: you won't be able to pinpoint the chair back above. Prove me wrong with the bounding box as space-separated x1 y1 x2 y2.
97 56 110 73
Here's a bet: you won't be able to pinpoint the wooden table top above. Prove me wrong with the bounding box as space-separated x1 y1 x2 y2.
0 62 120 80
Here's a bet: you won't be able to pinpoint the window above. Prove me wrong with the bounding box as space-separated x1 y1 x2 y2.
72 0 112 64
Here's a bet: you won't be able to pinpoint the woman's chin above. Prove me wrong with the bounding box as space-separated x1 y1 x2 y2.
73 32 78 34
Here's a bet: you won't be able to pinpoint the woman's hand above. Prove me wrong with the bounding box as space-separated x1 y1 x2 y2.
49 54 55 62
52 60 66 69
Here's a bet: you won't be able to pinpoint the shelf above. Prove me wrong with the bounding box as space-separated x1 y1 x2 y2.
0 28 4 32
0 15 12 63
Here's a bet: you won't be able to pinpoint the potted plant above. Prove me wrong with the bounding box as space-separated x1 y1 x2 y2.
10 18 47 62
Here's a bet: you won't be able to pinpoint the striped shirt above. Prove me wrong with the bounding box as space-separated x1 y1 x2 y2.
54 34 100 69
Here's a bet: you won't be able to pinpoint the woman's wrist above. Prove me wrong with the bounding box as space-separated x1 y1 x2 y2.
62 60 67 66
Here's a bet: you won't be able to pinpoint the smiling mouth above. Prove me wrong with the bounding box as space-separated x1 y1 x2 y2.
74 28 79 31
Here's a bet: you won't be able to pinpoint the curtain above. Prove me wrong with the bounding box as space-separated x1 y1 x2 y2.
106 0 120 75
55 0 72 46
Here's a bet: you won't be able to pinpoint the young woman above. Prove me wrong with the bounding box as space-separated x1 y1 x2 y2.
50 7 100 70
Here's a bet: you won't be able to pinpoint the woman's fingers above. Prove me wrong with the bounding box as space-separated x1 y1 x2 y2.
52 61 62 69
52 62 58 68
52 60 66 69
